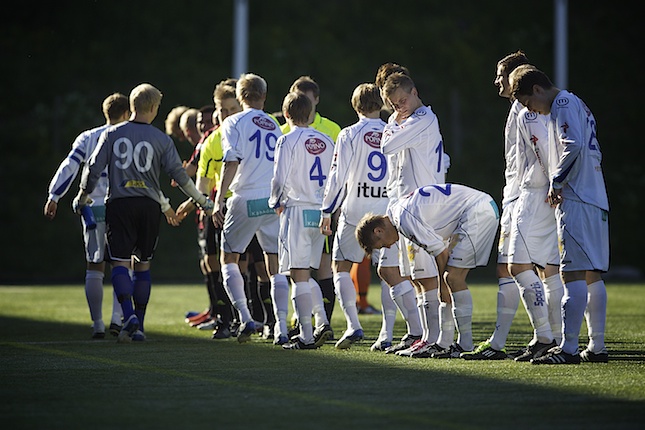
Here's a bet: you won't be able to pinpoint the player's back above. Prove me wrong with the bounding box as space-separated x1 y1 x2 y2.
221 108 281 195
405 183 491 239
334 117 388 223
96 121 186 202
278 127 334 207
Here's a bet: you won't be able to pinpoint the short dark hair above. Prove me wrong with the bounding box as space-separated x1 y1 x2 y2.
290 76 319 98
282 92 312 125
497 50 530 75
509 65 554 98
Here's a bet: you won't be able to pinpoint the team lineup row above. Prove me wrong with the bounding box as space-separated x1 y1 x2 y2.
44 53 609 364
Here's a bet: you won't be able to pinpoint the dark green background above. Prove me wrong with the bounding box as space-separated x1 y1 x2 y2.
2 1 641 283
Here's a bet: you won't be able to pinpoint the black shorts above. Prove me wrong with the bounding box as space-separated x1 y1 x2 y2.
198 215 221 258
106 197 161 263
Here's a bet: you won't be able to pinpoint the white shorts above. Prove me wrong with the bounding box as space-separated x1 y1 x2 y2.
278 206 326 273
221 192 279 255
509 188 559 267
497 199 517 264
83 205 106 263
449 197 499 269
406 238 439 280
556 199 609 272
332 218 365 263
377 238 411 277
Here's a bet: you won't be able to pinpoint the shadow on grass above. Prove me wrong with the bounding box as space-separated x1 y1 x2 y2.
1 315 645 430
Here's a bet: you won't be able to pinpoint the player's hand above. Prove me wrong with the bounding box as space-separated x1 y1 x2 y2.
547 186 562 207
176 199 195 221
44 200 58 220
274 206 284 216
200 198 215 217
164 208 181 227
72 192 92 214
320 217 332 236
212 200 225 228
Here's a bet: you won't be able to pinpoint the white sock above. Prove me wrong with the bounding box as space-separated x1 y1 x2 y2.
437 301 455 348
271 274 290 338
111 290 123 325
292 281 314 343
543 273 564 344
308 278 329 327
222 263 252 323
422 289 440 344
514 270 553 344
390 280 422 336
561 279 587 354
585 280 607 353
416 293 428 341
334 272 362 332
489 277 519 351
85 270 104 323
379 280 397 342
451 290 474 351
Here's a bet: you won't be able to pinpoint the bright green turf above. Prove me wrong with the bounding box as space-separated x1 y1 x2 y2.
1 283 644 429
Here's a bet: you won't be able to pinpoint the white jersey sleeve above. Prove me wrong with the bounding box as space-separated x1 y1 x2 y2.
48 124 111 205
321 118 389 224
269 127 334 208
516 108 550 189
381 105 446 197
501 100 523 207
549 91 609 211
221 108 282 195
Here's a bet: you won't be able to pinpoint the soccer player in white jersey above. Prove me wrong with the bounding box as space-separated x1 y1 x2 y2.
44 93 129 339
212 73 290 344
379 72 454 358
270 92 335 349
511 66 610 364
320 83 388 349
75 83 212 343
357 183 499 358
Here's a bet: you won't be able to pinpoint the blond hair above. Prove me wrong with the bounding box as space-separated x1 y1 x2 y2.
130 83 162 113
351 83 383 116
236 73 267 104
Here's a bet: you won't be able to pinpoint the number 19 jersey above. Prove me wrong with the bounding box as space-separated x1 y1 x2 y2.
220 108 282 196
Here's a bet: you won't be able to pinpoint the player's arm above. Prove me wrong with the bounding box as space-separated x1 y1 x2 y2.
268 136 291 212
549 101 583 205
45 133 88 219
76 132 110 213
212 160 238 227
380 111 434 155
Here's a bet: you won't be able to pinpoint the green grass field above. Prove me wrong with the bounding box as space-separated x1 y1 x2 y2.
1 282 644 429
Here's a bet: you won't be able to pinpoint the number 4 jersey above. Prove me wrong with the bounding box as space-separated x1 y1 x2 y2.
321 117 389 225
82 121 191 202
269 126 334 208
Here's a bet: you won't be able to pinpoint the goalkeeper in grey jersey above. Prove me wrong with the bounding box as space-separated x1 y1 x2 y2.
75 83 213 343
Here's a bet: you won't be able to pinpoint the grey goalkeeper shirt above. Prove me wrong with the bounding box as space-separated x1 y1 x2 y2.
81 121 191 202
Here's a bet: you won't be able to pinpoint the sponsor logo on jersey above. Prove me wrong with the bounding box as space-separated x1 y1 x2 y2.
252 116 277 131
305 137 326 154
123 180 148 189
525 111 538 121
556 97 569 106
415 108 427 116
364 131 382 148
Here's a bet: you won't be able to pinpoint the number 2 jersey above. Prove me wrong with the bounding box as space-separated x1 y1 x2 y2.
220 108 282 197
388 184 494 256
269 126 334 208
321 117 389 224
548 90 609 211
81 121 191 202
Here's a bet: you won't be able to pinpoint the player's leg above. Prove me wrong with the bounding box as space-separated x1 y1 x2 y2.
84 218 107 338
582 270 608 361
541 263 564 345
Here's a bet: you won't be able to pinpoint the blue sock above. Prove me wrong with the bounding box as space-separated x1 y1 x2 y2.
133 270 152 332
112 266 134 318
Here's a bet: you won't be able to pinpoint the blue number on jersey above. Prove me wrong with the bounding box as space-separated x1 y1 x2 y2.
309 156 326 186
435 141 443 173
367 151 387 182
419 184 451 197
251 130 277 161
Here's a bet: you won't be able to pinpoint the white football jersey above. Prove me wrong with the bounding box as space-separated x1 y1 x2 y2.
548 91 609 211
516 108 550 189
501 100 524 206
321 117 389 224
48 124 111 206
381 105 446 198
221 108 282 196
388 184 491 256
269 126 334 208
